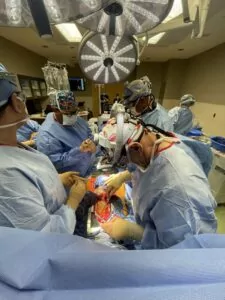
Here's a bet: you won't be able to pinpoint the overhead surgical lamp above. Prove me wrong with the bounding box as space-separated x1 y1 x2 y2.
0 0 112 36
79 32 138 84
76 0 174 36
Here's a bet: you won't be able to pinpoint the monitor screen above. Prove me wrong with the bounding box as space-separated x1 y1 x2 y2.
69 77 85 91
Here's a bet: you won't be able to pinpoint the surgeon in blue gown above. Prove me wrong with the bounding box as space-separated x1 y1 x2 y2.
17 119 40 147
37 91 97 177
0 65 87 233
123 76 173 131
104 119 217 249
168 94 196 135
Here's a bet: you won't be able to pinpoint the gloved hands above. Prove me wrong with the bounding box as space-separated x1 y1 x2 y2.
59 171 83 188
80 139 96 153
22 140 35 147
104 170 132 197
30 132 38 140
101 217 144 241
67 178 87 210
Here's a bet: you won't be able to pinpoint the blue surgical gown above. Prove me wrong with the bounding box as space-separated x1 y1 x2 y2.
36 113 95 177
141 103 174 131
0 145 75 233
168 106 194 135
16 119 40 142
132 142 217 249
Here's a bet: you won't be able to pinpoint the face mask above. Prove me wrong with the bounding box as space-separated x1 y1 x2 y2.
62 114 77 126
128 136 178 173
0 117 29 129
0 95 28 130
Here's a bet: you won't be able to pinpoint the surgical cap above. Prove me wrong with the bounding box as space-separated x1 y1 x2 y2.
0 64 18 108
180 94 196 106
50 90 77 111
123 76 152 106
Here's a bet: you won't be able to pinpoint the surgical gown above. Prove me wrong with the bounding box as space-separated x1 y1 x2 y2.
0 145 75 233
16 119 40 142
168 106 194 135
132 141 217 249
36 113 95 177
141 103 174 131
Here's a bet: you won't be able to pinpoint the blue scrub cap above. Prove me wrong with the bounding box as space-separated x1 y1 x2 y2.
0 64 18 108
180 94 196 106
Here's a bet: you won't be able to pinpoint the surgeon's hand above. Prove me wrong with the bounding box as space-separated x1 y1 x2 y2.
67 179 87 210
101 217 144 241
22 140 35 147
30 132 38 140
80 139 96 153
105 170 132 197
59 171 82 188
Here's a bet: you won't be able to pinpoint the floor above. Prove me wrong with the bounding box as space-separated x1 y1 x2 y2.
216 206 225 233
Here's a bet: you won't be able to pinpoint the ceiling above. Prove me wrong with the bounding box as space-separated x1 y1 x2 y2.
0 0 225 64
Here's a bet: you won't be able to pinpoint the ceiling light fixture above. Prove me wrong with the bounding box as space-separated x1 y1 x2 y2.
55 23 82 42
5 0 22 25
77 0 173 36
79 32 137 83
0 0 111 28
163 0 183 23
148 32 166 44
43 0 63 23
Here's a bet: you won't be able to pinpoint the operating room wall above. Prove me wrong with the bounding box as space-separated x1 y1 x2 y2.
0 37 46 78
160 43 225 136
180 43 225 136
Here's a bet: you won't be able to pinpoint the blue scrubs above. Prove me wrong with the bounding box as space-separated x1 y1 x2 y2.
16 119 40 142
36 113 96 177
0 145 75 233
169 106 194 135
132 140 217 249
141 103 174 131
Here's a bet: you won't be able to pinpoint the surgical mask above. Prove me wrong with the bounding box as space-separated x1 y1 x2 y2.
0 117 29 129
0 94 28 129
62 114 77 126
127 136 178 173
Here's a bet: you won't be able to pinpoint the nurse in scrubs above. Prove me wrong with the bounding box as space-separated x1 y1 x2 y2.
0 65 86 233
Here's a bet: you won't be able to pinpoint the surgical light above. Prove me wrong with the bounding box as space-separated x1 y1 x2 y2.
79 32 138 84
77 0 174 36
0 0 112 28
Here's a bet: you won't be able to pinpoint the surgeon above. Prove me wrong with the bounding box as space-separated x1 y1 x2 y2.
104 119 217 249
0 65 87 233
168 94 196 135
36 91 97 177
123 76 173 131
17 119 40 147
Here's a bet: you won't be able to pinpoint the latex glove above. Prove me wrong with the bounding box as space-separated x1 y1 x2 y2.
59 171 83 188
80 139 96 153
22 140 35 147
101 217 144 241
67 179 87 210
30 132 38 140
105 170 131 197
